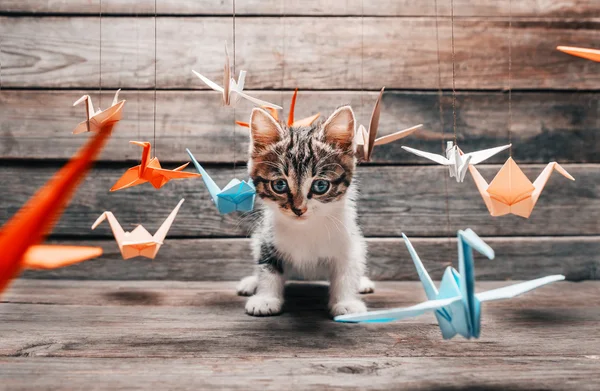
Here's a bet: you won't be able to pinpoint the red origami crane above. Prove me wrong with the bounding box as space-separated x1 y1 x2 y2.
0 122 117 293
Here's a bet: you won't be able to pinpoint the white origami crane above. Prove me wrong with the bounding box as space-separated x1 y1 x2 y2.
91 199 185 260
192 44 282 109
72 89 125 134
402 141 512 182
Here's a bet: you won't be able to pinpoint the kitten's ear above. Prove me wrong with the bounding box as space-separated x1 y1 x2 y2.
321 106 355 150
249 108 283 152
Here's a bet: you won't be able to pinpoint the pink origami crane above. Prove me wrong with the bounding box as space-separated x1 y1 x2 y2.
92 199 185 260
468 157 574 218
72 89 126 134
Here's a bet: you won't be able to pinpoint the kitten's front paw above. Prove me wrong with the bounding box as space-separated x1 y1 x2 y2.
358 276 375 294
236 275 258 296
245 295 283 316
330 299 367 317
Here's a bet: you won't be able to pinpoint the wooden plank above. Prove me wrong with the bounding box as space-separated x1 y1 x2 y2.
2 17 600 89
0 164 596 238
6 280 600 306
16 236 600 281
2 0 599 17
1 281 599 360
2 90 599 164
1 356 599 391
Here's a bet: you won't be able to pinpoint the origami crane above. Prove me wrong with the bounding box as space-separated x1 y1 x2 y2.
557 46 600 62
469 157 575 218
110 141 201 191
0 121 117 293
192 43 282 109
92 199 184 260
402 141 512 183
335 229 565 340
355 87 421 162
236 88 321 129
186 149 256 214
72 89 126 134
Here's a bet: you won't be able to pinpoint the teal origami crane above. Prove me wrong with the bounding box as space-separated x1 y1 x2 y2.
335 229 565 339
186 149 256 214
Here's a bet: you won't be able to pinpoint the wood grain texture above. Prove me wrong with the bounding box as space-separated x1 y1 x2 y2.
1 280 598 390
1 90 598 163
2 16 600 89
1 281 598 361
17 236 600 281
1 357 599 391
1 0 599 17
0 164 595 238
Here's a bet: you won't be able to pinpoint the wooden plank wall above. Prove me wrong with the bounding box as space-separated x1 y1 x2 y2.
1 0 599 281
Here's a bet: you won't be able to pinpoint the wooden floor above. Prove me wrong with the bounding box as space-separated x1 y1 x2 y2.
1 280 599 390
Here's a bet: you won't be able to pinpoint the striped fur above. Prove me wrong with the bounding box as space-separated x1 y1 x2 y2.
238 107 374 318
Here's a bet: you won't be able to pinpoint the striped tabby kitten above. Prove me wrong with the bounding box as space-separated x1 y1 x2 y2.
237 106 374 317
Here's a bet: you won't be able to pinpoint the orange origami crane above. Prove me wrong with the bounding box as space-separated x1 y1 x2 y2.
0 122 117 293
236 88 321 129
110 141 201 191
557 46 600 63
92 199 185 260
468 157 575 218
72 89 126 134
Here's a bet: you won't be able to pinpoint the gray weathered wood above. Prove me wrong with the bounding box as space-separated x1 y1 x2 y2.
1 357 599 391
2 17 599 89
1 0 599 17
1 280 599 390
0 164 595 237
1 280 598 360
2 90 599 163
17 236 600 281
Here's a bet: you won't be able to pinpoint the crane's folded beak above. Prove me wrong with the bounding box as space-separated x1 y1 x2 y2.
129 141 149 147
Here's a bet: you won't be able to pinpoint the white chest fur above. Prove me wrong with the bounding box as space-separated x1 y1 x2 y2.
264 195 362 279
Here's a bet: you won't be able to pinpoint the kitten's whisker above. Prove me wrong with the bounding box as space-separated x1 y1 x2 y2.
323 216 332 241
325 215 344 236
235 209 263 231
328 214 351 238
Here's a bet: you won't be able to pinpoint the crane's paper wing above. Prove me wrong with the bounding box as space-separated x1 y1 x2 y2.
374 124 422 146
22 245 103 269
401 146 451 165
334 296 461 323
477 275 565 302
192 70 225 93
463 144 511 165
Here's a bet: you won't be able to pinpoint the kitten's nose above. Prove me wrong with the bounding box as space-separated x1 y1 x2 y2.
292 206 307 216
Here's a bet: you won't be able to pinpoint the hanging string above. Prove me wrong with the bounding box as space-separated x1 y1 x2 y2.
281 0 285 110
0 32 3 92
232 0 237 176
507 0 513 156
360 0 365 121
153 0 158 158
434 0 452 254
99 0 102 107
136 8 140 140
450 0 457 145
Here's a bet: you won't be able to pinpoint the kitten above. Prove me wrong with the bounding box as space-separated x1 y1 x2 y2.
236 106 375 317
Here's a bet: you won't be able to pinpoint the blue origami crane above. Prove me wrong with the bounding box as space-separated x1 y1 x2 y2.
186 149 256 214
335 229 565 339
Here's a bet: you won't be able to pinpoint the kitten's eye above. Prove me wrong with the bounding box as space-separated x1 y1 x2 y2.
311 179 330 195
271 179 288 194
